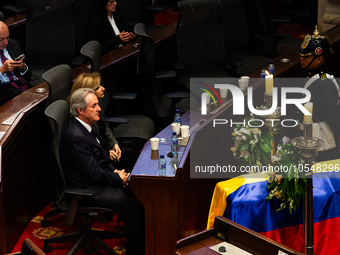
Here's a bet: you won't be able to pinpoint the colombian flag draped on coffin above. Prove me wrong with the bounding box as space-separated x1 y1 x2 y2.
207 159 340 254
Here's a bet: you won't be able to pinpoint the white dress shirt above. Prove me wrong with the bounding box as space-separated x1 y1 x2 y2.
75 117 100 144
108 15 121 36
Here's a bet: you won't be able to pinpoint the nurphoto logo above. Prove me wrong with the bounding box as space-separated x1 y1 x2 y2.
201 84 311 117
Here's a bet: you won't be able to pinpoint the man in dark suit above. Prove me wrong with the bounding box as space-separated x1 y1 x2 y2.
0 21 31 106
87 0 135 54
60 88 145 255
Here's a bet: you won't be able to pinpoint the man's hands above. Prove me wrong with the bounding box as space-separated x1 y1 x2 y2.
114 169 130 186
0 56 25 74
119 31 136 42
110 144 122 162
112 146 128 186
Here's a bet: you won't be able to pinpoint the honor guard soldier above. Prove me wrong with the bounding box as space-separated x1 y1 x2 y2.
283 26 340 162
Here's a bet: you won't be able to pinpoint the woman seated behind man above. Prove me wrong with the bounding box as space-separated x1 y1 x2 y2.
67 72 137 172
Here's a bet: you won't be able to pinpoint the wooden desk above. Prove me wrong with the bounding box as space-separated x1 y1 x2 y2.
129 78 267 254
176 216 304 255
0 83 52 254
248 23 340 78
129 109 229 255
73 22 177 116
5 14 177 107
129 111 210 255
74 22 177 75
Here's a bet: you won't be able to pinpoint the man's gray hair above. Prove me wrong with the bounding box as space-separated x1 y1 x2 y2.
69 88 95 117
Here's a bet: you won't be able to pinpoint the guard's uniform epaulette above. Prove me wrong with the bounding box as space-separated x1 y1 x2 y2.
304 70 340 105
320 71 327 81
307 70 327 80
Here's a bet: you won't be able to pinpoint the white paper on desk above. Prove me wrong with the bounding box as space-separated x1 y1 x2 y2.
2 100 37 125
0 131 5 140
2 112 21 125
209 242 253 255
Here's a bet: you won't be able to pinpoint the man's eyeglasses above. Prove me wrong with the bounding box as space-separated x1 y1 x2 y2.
0 37 9 43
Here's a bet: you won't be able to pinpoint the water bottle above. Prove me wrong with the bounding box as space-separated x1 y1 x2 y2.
158 155 166 176
174 109 182 125
171 132 178 156
171 153 179 176
268 60 275 75
260 66 266 79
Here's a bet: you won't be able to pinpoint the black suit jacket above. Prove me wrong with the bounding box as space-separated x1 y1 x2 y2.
5 39 31 83
87 11 127 54
60 117 125 207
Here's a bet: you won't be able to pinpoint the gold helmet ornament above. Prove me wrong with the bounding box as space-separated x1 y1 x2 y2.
300 26 333 56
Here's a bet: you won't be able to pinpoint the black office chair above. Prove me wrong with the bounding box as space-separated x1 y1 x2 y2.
80 40 138 109
39 64 75 228
42 64 73 107
43 100 126 255
72 0 97 66
278 0 317 29
220 0 271 76
80 40 155 150
2 0 25 18
0 11 5 22
174 0 229 87
134 23 190 131
116 0 166 33
25 0 75 87
175 0 267 80
244 0 302 58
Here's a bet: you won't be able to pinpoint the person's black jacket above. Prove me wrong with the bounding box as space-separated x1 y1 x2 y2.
60 117 124 207
87 11 127 54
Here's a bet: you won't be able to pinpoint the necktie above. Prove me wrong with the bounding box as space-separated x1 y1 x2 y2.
91 128 109 149
91 129 100 144
0 50 27 90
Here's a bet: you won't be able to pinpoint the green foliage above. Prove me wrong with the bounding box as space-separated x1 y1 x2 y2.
231 117 273 167
231 117 306 214
265 144 306 214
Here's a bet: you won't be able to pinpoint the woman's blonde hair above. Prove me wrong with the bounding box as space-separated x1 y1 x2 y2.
67 72 101 103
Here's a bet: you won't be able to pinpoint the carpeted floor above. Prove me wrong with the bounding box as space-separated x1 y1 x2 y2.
11 204 127 255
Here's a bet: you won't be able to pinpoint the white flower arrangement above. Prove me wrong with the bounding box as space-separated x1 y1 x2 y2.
231 117 272 167
265 144 305 214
